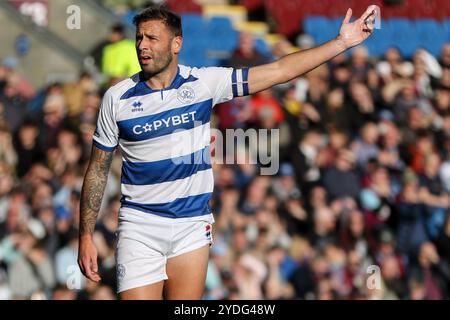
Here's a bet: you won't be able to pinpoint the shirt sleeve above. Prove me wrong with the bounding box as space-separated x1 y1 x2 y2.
93 89 119 152
195 67 250 106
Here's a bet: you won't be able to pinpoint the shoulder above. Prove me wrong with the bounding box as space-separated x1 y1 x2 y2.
179 64 232 79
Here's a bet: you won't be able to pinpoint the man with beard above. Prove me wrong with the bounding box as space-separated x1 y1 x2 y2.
78 5 376 299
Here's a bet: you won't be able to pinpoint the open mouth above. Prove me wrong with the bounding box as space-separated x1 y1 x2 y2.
139 54 152 64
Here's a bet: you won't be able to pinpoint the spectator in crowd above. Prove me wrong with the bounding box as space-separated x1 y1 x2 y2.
38 94 69 152
436 214 450 264
0 76 28 133
227 32 270 68
6 218 55 299
418 152 450 239
62 72 98 122
290 128 324 194
350 46 371 81
101 23 141 79
13 120 43 178
380 254 408 299
396 168 428 257
408 242 450 300
0 124 18 172
323 149 360 200
352 121 380 168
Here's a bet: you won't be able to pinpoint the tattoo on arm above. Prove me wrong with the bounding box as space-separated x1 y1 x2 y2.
79 146 114 236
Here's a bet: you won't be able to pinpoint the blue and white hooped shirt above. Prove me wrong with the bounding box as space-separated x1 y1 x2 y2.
93 64 249 219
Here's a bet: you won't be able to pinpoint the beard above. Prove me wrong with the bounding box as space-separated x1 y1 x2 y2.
140 46 173 77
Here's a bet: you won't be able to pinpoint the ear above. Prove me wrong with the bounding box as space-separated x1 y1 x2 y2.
172 36 183 54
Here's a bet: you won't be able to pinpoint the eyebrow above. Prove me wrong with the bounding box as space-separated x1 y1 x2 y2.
136 31 159 39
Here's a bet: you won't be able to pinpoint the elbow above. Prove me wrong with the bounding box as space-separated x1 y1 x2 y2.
273 61 290 84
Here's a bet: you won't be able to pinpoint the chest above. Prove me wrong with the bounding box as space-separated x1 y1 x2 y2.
116 92 213 142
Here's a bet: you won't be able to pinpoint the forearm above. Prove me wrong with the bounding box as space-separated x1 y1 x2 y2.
248 6 375 94
249 37 348 94
276 36 347 82
79 147 113 237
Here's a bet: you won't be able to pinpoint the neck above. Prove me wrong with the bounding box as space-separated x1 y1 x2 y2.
143 63 178 90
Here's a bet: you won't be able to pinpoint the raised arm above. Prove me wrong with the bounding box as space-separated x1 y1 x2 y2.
78 145 114 282
248 6 376 94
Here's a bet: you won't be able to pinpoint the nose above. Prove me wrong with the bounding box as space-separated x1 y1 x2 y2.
137 37 150 52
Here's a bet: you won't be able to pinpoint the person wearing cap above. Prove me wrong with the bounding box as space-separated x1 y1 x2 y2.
272 163 301 203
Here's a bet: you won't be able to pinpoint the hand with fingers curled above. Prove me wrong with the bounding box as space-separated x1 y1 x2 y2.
337 5 378 50
78 235 102 283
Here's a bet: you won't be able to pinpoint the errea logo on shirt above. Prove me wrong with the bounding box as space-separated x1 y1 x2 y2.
177 85 195 104
132 101 143 112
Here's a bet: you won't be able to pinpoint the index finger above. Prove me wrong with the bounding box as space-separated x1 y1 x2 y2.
360 5 377 23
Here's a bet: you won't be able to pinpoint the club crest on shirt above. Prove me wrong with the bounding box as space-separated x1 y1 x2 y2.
177 85 195 104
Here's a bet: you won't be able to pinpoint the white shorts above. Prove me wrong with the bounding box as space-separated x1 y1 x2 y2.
115 207 214 293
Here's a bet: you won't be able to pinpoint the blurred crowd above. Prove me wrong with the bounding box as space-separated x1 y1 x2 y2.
207 33 450 300
2 20 450 300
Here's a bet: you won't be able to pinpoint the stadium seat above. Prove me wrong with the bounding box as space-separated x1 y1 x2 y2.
254 38 273 59
302 11 450 59
122 10 139 28
303 16 330 36
388 18 418 58
181 13 206 32
207 17 238 49
303 16 336 44
443 19 450 43
415 19 446 56
202 5 247 25
209 16 234 30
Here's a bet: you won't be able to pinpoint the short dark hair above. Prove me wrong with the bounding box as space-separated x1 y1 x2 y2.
133 6 182 37
111 23 125 34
